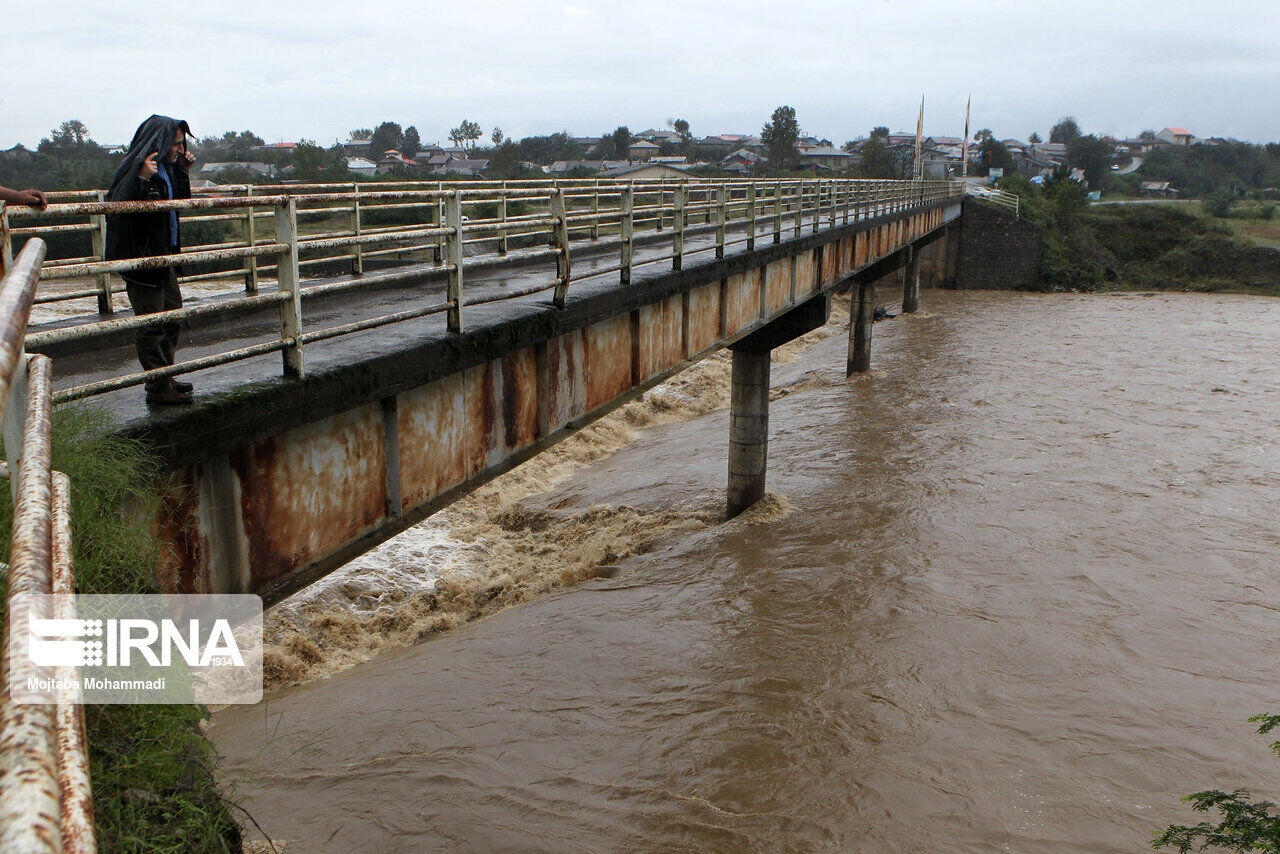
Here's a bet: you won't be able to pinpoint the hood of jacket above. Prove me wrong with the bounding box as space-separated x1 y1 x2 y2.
106 115 192 202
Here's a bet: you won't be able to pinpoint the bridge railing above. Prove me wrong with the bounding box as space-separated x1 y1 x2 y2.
0 238 96 853
6 178 962 403
963 183 1020 217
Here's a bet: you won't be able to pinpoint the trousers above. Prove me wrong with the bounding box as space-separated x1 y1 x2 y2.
124 270 183 392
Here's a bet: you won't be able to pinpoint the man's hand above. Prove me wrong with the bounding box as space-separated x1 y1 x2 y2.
138 152 159 180
14 190 46 210
176 150 196 172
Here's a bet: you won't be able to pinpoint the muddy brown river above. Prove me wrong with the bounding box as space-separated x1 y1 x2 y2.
211 288 1280 852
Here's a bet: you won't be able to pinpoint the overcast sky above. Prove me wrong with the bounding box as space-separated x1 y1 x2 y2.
7 0 1278 149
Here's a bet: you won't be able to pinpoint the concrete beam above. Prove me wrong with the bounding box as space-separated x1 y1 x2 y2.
730 293 830 353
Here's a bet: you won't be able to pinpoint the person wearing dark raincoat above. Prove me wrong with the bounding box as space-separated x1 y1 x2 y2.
105 114 196 405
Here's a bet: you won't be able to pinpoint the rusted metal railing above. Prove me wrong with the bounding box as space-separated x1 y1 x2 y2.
0 238 96 853
6 177 963 404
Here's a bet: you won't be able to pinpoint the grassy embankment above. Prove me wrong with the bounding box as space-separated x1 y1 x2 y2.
0 406 240 853
1001 177 1280 296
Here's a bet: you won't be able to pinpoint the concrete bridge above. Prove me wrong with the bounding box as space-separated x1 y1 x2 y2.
5 178 970 603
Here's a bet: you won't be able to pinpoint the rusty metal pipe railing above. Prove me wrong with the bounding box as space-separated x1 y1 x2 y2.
19 180 964 403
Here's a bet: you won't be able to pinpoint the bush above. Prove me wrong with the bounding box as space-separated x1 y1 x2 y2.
1206 188 1236 218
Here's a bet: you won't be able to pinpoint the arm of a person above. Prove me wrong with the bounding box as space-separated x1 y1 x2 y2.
0 186 48 209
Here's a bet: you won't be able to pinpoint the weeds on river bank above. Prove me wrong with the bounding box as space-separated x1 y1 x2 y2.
1154 714 1280 852
996 176 1280 296
0 406 240 853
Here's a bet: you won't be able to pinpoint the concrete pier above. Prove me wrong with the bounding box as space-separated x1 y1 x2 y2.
903 246 920 314
727 347 770 518
848 279 874 374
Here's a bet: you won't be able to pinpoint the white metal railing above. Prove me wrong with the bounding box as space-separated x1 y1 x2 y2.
964 183 1020 217
4 177 963 403
0 238 95 853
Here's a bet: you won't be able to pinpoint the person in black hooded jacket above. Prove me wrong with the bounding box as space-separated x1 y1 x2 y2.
105 114 197 405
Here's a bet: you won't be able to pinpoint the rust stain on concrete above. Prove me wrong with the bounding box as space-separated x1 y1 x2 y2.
764 258 791 312
465 361 502 478
398 373 466 512
547 329 586 430
585 315 632 410
794 251 815 299
153 467 207 593
636 293 682 381
501 347 538 452
724 268 761 335
686 281 720 354
232 403 387 587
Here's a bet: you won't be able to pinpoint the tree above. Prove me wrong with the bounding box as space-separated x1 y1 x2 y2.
859 136 894 177
448 119 483 149
369 121 404 159
978 137 1016 175
1066 134 1114 189
673 118 691 142
1028 132 1042 143
349 128 373 142
611 126 631 159
974 128 995 144
762 105 800 171
401 126 421 158
491 127 504 146
1050 116 1082 145
1139 129 1157 140
293 139 344 180
38 120 99 157
1154 714 1280 853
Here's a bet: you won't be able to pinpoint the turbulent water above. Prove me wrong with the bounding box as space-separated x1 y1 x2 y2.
212 288 1280 853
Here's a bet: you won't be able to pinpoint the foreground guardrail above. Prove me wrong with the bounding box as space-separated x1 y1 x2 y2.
5 177 963 403
0 238 95 853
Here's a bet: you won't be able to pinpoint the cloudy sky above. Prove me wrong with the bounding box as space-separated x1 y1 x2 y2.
7 0 1278 148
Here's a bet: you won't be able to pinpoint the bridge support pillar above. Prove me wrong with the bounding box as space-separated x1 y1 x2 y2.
848 278 874 374
726 295 831 518
727 348 770 518
903 246 920 313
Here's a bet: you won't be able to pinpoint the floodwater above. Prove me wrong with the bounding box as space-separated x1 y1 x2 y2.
211 288 1280 853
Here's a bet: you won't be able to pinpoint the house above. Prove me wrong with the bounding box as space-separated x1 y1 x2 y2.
603 163 695 180
254 141 298 154
626 140 660 160
1157 127 1196 146
433 157 489 177
696 136 735 151
546 159 630 175
1015 148 1060 177
797 145 853 170
1139 180 1180 199
635 129 681 143
1028 142 1067 163
198 161 278 179
376 149 420 173
188 178 221 192
342 139 372 156
346 156 377 176
649 155 689 165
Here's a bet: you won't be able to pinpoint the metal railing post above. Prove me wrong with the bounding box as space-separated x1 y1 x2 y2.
0 203 11 277
773 181 782 243
242 186 259 294
432 182 444 264
812 180 821 233
715 184 726 259
350 183 364 275
549 187 571 308
746 183 757 251
788 181 798 236
620 184 634 286
590 179 600 240
90 190 113 313
274 198 304 377
445 190 464 332
673 183 687 270
498 181 509 255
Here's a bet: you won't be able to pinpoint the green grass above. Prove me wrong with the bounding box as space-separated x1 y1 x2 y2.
0 405 241 852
